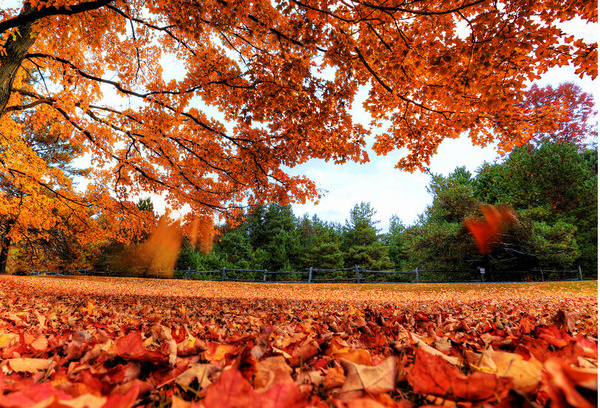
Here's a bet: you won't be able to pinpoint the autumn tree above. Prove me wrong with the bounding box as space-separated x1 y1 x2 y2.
0 72 102 273
518 82 597 149
0 0 596 249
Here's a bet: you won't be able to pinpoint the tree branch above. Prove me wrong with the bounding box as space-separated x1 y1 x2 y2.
0 0 115 34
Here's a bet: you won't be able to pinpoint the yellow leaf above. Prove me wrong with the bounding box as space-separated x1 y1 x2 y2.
482 348 543 393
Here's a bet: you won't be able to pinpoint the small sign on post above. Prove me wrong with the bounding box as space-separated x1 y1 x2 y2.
480 267 485 283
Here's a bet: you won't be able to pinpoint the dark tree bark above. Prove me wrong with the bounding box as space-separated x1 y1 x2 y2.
0 219 15 274
0 0 114 116
0 4 37 115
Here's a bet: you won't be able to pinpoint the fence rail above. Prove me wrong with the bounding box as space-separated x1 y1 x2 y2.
26 265 583 283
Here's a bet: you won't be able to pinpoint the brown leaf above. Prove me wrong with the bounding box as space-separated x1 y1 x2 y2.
255 356 294 389
251 325 273 360
340 357 397 394
175 364 220 389
6 358 53 373
482 348 543 393
289 338 320 367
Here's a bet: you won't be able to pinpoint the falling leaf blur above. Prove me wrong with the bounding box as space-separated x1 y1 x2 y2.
464 204 518 254
187 214 215 254
143 216 183 277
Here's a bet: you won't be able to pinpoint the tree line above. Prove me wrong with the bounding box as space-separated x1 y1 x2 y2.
3 138 597 280
161 140 596 279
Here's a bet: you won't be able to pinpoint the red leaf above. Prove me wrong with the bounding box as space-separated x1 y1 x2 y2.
203 366 305 408
543 359 597 408
115 332 166 363
0 382 72 408
406 348 511 401
464 205 517 254
102 383 141 408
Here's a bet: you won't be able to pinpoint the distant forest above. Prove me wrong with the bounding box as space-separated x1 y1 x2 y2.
95 141 597 279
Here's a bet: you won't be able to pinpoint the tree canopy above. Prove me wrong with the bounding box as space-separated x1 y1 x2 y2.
1 1 596 220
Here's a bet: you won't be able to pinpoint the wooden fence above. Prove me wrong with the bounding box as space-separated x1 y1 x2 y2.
28 265 583 283
169 265 584 283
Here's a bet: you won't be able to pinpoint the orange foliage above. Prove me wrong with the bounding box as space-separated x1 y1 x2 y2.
464 205 518 254
0 0 595 246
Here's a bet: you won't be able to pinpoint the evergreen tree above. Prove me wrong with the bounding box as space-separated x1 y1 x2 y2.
386 215 408 271
342 202 392 270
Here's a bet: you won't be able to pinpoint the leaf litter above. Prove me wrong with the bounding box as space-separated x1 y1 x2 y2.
0 275 596 407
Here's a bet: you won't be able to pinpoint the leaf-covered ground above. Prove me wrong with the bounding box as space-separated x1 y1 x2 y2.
0 276 597 408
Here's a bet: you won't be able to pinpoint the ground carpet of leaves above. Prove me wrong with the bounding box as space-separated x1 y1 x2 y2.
0 276 597 408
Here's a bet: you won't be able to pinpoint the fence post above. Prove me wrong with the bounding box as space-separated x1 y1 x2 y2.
186 266 191 280
578 265 583 281
355 265 360 283
415 268 419 283
263 270 267 282
221 267 227 281
308 267 313 284
540 268 544 282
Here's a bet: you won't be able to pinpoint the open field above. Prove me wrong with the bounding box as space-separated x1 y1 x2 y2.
0 275 597 407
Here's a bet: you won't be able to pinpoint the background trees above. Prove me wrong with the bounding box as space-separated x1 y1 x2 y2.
0 0 596 276
473 141 597 275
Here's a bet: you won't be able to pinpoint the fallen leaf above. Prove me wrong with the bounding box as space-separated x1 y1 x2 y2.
407 348 511 401
175 364 220 389
6 358 53 373
203 366 305 408
255 356 294 389
543 359 597 408
335 349 373 365
324 363 346 390
340 356 397 394
482 348 543 393
115 332 166 363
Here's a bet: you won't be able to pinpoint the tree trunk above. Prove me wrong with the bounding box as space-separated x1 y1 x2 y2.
0 4 38 117
0 230 13 274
